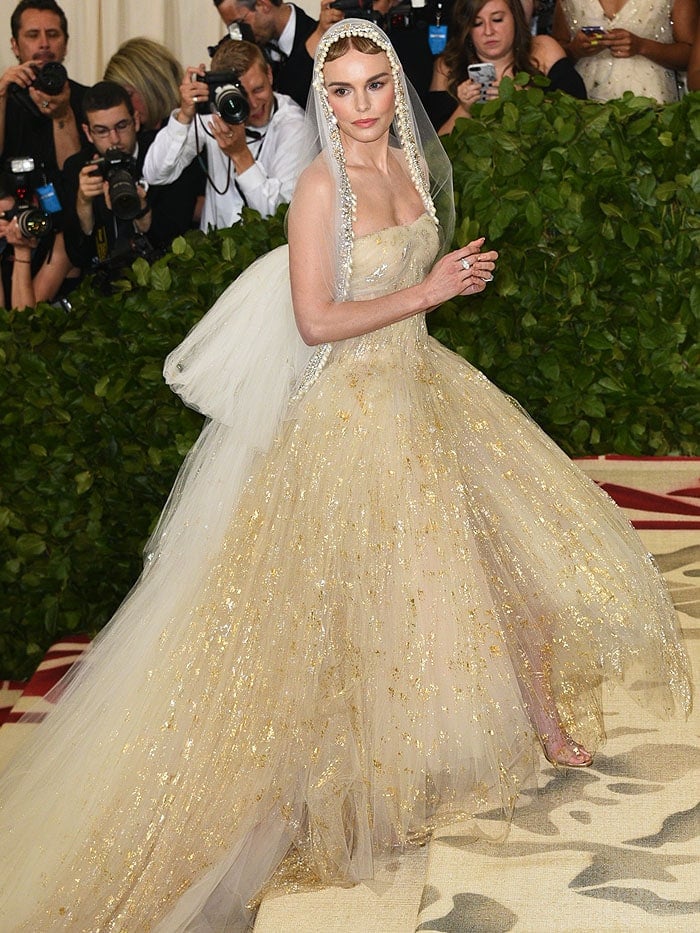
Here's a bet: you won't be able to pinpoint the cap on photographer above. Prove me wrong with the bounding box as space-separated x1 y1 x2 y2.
61 81 201 275
0 0 86 177
143 37 306 231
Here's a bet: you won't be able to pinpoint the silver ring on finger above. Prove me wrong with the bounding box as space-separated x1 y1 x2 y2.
460 257 471 271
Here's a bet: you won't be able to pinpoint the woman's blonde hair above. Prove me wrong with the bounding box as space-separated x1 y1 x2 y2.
104 36 183 130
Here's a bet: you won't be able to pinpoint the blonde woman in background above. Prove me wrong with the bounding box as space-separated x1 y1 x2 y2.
104 37 204 228
104 36 183 131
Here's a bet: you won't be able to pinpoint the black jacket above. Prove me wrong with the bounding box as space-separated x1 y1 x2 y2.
1 78 87 211
62 130 202 272
266 4 318 109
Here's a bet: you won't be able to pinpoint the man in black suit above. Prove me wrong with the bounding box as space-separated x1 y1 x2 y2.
62 82 200 278
1 0 87 217
213 0 342 108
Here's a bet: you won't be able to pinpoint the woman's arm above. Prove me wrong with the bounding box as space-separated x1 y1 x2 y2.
30 232 76 305
604 0 697 71
8 244 35 310
288 165 496 346
688 19 700 91
0 222 75 309
531 35 587 98
552 2 604 61
430 57 482 135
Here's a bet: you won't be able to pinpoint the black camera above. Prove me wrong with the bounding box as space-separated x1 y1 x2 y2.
32 61 68 96
5 157 52 239
196 71 250 125
387 2 415 29
91 148 142 221
329 0 383 22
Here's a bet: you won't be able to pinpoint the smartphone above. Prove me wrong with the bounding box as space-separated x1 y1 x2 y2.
467 62 496 102
581 25 606 36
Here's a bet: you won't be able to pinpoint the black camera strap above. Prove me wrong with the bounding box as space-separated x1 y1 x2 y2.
193 97 278 198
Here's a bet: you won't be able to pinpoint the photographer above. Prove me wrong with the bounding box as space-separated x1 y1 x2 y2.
62 82 201 277
329 0 436 103
0 1 85 179
213 0 342 108
143 39 305 231
0 168 76 309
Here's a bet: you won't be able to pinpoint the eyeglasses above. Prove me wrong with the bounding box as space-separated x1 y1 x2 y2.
89 117 134 139
229 3 254 25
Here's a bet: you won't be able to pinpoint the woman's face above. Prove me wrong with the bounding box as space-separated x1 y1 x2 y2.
470 0 516 62
323 48 395 146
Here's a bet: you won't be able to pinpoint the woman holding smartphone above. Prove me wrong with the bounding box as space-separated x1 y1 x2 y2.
429 0 586 134
552 0 697 102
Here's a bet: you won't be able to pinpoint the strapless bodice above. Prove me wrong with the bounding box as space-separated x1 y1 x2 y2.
349 212 440 300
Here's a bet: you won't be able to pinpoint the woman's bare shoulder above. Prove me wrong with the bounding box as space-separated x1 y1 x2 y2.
296 154 334 197
288 155 336 246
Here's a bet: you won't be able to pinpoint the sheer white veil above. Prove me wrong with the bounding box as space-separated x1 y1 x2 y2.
292 18 456 302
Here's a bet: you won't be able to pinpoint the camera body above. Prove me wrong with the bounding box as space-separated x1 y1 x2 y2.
196 72 250 125
92 148 142 221
5 157 52 239
329 0 383 24
32 61 68 96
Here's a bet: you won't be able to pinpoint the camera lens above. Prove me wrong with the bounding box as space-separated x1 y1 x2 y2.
108 169 142 221
34 62 68 96
215 85 250 125
17 207 52 238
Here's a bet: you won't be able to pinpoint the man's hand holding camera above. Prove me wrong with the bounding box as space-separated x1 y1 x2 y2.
177 65 255 175
177 66 209 125
0 60 37 100
29 69 73 123
76 155 151 237
2 57 75 124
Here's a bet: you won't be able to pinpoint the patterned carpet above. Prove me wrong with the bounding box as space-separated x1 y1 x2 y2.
1 457 698 932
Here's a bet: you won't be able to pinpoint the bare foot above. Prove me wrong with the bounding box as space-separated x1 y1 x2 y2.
540 732 593 768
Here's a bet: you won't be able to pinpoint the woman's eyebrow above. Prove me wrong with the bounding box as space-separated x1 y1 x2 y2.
326 71 391 88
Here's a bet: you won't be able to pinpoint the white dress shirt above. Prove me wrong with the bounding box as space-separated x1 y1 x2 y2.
142 93 306 230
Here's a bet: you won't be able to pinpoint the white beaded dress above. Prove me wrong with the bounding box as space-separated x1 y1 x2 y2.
559 0 680 101
0 20 691 933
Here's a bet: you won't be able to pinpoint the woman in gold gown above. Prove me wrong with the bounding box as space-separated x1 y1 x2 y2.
0 19 691 932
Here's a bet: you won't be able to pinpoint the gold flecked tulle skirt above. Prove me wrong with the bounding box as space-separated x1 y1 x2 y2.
0 242 691 932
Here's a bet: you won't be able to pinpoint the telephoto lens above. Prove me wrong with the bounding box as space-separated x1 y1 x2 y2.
215 83 250 125
95 148 142 221
33 61 68 96
7 205 53 238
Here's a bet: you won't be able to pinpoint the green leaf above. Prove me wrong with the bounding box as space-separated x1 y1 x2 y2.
16 533 47 558
74 471 94 495
150 265 173 292
94 375 110 397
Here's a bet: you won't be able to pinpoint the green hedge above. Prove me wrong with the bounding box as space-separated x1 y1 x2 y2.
1 90 698 678
0 210 288 678
435 83 699 454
